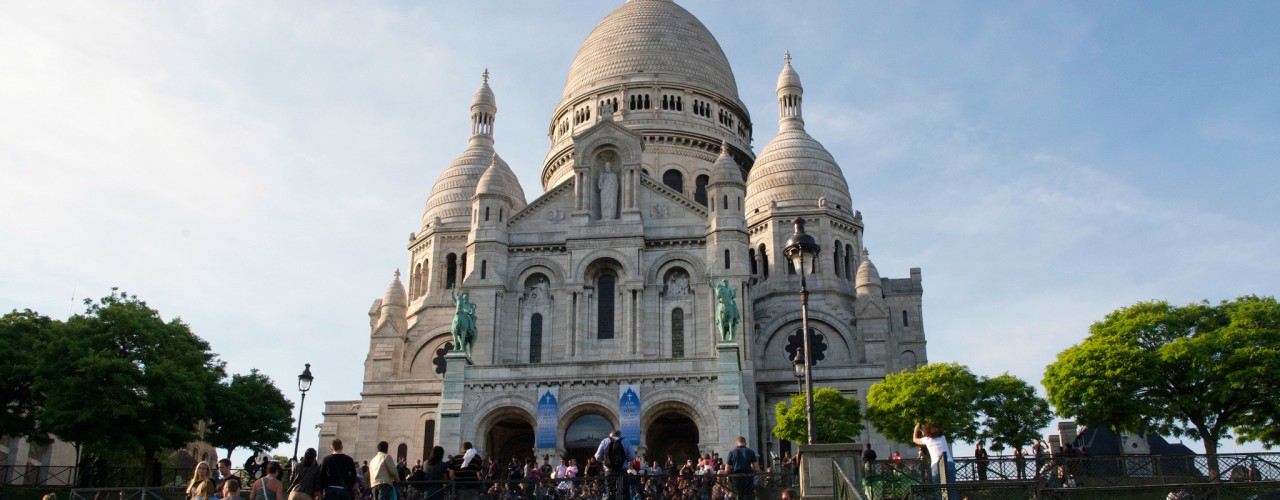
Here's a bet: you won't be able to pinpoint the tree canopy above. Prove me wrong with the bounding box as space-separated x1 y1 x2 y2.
0 309 57 442
33 288 225 483
1043 295 1280 479
207 369 295 460
865 362 981 444
976 373 1052 453
773 387 864 445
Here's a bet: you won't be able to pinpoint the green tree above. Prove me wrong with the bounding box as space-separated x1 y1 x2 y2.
865 362 981 444
975 373 1052 453
1043 295 1280 480
34 288 225 485
0 309 58 442
207 369 295 460
773 387 864 444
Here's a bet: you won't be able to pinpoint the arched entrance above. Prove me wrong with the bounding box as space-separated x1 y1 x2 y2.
487 418 535 469
564 413 612 466
645 412 699 465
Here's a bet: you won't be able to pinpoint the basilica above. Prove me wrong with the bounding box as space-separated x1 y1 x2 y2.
320 0 928 466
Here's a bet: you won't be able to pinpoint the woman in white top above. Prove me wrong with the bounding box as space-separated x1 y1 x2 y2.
912 422 957 496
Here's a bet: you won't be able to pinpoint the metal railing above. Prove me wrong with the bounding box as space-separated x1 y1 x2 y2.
390 472 794 499
864 453 1280 499
4 466 275 488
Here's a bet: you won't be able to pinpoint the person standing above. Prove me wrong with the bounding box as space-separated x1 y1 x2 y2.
974 442 989 481
1032 438 1046 478
214 459 234 497
222 478 243 500
912 423 956 498
288 449 322 500
593 430 636 500
319 439 358 500
448 442 483 499
368 442 399 500
726 436 760 500
187 462 217 500
421 446 448 500
249 462 284 500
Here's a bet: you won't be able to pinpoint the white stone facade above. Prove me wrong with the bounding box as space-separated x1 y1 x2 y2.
322 0 927 465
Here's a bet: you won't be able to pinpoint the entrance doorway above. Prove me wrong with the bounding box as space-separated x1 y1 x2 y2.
645 412 699 466
487 418 535 470
564 413 612 466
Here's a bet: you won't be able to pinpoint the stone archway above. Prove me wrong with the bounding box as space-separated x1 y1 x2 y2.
564 413 612 467
644 411 699 466
487 418 535 470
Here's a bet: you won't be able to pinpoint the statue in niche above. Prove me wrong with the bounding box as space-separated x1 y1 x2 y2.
710 279 740 342
665 272 690 299
450 288 477 358
598 160 619 220
526 276 549 304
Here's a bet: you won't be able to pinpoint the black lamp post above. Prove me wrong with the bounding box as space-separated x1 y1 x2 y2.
791 349 805 396
292 363 314 461
783 217 820 445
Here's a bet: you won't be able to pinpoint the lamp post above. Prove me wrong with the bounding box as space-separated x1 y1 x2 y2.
292 363 314 461
783 217 820 445
791 349 805 396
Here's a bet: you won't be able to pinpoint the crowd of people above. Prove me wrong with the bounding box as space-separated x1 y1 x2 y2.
179 433 787 500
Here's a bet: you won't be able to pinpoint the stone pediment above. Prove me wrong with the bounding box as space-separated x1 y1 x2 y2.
639 174 708 223
855 296 888 319
508 177 575 228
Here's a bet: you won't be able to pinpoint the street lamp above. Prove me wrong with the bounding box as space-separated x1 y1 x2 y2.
791 349 805 395
292 363 314 461
783 217 820 445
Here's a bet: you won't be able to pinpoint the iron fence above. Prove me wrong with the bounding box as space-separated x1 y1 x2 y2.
3 466 272 488
391 472 795 499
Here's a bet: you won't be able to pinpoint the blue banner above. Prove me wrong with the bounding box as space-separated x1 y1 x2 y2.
619 384 641 446
536 386 559 449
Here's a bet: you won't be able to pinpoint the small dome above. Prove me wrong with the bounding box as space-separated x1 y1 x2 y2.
710 141 743 186
855 250 882 291
560 0 742 103
422 74 501 227
475 153 528 210
746 56 852 214
383 270 407 308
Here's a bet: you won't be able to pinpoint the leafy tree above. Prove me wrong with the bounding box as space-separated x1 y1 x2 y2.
207 369 295 460
1043 295 1280 480
0 309 57 442
773 387 864 444
865 362 980 444
975 373 1052 453
34 288 225 485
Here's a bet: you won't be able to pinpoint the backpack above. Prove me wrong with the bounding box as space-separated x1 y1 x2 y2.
606 437 626 469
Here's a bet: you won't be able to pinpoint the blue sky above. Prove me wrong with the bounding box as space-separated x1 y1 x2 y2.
2 0 1277 458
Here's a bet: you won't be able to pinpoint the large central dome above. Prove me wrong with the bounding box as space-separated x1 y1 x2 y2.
560 0 741 103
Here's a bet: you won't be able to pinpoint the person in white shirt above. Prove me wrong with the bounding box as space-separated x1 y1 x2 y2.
368 442 399 500
912 422 956 497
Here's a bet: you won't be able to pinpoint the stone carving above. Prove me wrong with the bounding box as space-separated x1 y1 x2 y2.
450 289 477 358
598 161 618 220
665 272 690 299
650 203 670 219
709 279 739 342
526 276 550 304
546 208 566 222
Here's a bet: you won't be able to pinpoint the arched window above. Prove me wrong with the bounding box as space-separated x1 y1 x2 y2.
722 195 728 210
749 248 757 275
597 270 616 339
724 249 731 269
902 310 909 327
460 253 468 282
845 244 854 280
834 240 842 277
422 420 435 462
663 170 684 193
397 443 408 461
694 175 709 206
758 245 769 279
484 206 490 221
530 313 543 364
499 208 504 222
671 308 684 358
445 253 458 289
480 260 487 279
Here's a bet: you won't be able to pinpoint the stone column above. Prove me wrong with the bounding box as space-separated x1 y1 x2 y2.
435 352 472 452
797 443 863 500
